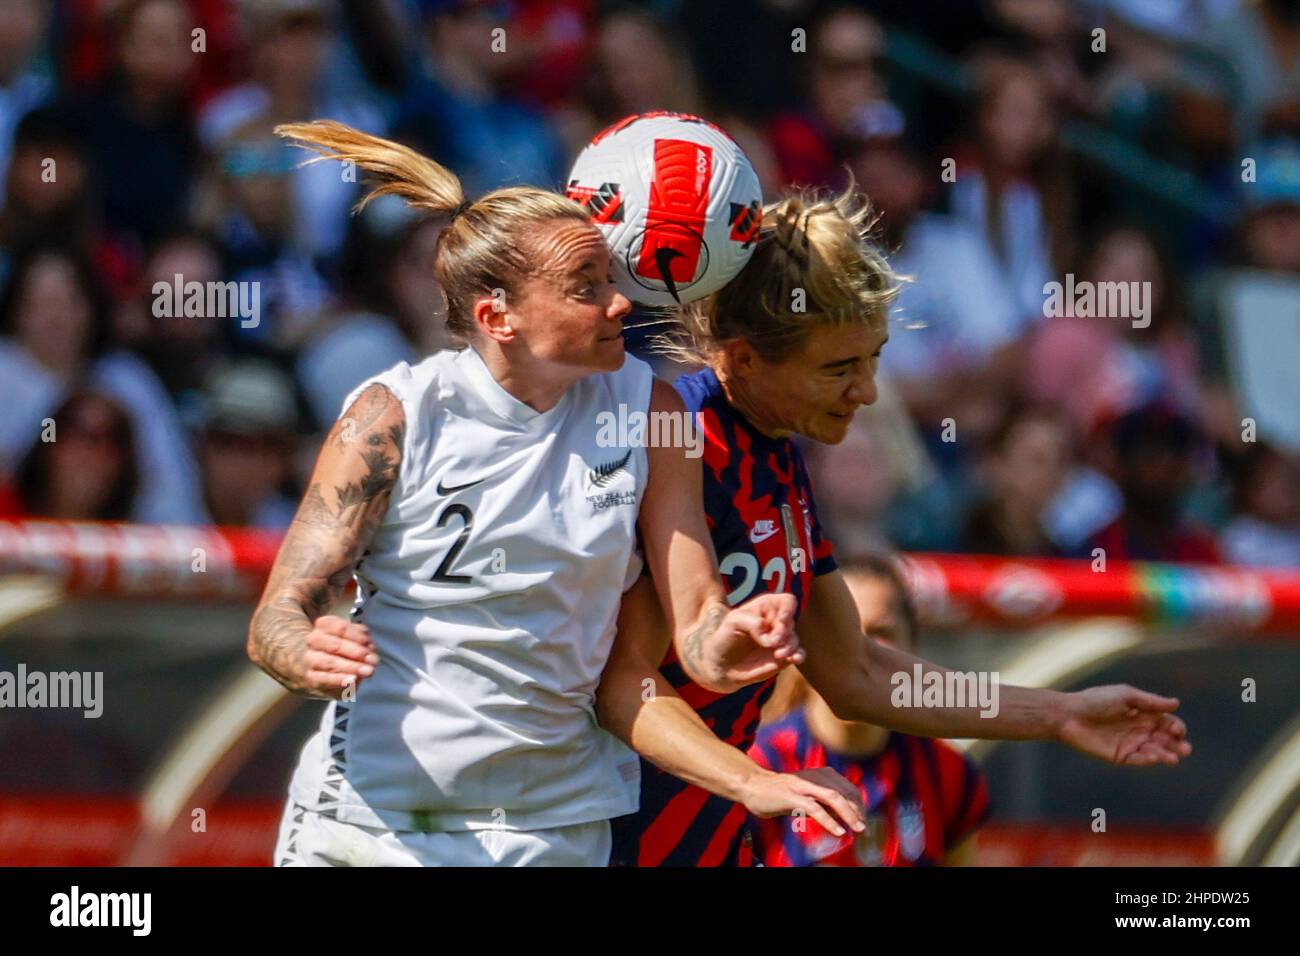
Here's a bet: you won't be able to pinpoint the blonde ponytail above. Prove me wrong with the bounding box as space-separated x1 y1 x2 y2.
275 120 464 215
273 120 589 340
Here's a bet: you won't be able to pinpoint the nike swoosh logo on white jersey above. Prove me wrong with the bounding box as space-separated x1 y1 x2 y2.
436 477 486 495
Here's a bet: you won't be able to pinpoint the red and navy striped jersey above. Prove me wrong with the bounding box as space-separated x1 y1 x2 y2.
748 707 991 866
609 367 837 867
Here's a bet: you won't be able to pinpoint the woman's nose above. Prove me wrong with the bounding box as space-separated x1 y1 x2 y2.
847 372 878 407
609 290 633 321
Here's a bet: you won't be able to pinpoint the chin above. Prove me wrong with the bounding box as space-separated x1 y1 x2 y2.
581 341 625 374
810 416 853 445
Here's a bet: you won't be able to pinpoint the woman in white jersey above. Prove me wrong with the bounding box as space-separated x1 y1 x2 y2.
246 122 867 866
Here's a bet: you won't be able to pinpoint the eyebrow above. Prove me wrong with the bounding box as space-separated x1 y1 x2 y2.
569 257 602 274
819 337 889 370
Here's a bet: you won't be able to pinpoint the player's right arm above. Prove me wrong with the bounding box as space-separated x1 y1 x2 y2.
247 383 405 698
596 574 867 837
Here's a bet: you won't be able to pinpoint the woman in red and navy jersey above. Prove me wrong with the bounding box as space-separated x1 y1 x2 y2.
597 188 1192 868
751 559 990 867
607 358 842 865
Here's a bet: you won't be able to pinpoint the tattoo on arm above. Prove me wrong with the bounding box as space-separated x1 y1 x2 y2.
680 602 726 684
248 384 404 693
333 384 390 448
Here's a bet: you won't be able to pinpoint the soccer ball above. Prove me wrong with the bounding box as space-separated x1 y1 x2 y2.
566 111 763 307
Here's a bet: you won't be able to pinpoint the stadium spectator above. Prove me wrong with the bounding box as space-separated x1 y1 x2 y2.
4 390 139 521
380 208 455 355
0 0 53 201
387 0 567 195
57 0 241 105
750 557 990 866
1027 223 1203 436
767 5 900 192
1203 136 1300 457
1085 1 1239 169
981 0 1097 113
950 51 1072 324
570 6 781 202
291 194 431 429
198 0 385 264
1097 0 1240 45
1235 136 1300 273
64 0 201 250
961 404 1072 557
583 7 699 122
1206 0 1300 145
114 230 231 415
1086 403 1222 563
0 105 137 298
676 0 818 121
198 118 331 350
504 0 595 110
0 242 204 522
197 359 300 529
848 129 1022 464
0 244 114 475
1220 442 1300 568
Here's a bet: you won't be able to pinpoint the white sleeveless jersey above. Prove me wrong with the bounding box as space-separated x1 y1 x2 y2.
286 346 653 832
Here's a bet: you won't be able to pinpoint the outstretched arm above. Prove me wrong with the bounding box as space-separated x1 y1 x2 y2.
636 378 800 693
797 570 1192 766
247 383 405 698
596 574 866 836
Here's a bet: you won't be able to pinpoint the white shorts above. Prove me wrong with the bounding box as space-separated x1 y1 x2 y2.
273 801 612 867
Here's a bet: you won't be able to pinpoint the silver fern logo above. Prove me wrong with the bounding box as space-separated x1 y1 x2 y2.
588 450 632 489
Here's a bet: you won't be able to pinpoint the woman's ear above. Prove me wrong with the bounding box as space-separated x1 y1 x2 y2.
471 290 516 344
722 337 761 379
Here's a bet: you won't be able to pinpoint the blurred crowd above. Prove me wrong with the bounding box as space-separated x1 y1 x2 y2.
0 0 1297 569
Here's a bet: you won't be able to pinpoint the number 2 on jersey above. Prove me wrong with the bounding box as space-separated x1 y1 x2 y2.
431 503 474 583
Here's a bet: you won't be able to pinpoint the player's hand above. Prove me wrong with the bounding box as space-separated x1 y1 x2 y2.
739 767 867 838
299 615 379 700
698 592 801 693
1056 685 1192 766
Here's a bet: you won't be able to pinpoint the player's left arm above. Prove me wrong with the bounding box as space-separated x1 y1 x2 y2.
636 378 800 694
797 570 1193 767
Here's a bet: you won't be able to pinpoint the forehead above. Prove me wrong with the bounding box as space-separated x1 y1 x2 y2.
529 220 610 273
799 320 887 361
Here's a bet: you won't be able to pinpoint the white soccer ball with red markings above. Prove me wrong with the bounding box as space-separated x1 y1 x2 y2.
566 111 763 307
